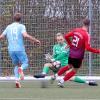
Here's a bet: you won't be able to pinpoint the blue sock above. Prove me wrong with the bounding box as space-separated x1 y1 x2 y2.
14 66 19 80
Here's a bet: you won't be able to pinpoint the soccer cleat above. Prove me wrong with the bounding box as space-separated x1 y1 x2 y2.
57 81 64 88
34 74 45 78
88 81 98 86
50 75 56 84
16 81 21 88
18 67 24 80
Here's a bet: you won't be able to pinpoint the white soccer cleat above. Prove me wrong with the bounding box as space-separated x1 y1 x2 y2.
57 81 64 88
16 81 21 88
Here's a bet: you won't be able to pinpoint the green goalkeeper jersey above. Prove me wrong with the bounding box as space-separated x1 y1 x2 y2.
53 42 69 67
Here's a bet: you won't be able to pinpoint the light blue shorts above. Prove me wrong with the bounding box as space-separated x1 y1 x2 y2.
9 51 28 65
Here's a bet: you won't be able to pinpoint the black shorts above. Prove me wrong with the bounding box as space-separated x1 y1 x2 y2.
68 57 83 68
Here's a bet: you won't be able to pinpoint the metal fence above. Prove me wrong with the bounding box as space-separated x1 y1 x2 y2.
0 0 100 76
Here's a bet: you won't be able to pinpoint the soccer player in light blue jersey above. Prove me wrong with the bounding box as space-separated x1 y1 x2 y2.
0 13 41 88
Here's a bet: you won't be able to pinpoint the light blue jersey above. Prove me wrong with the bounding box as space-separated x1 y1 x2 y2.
3 22 26 51
2 22 29 80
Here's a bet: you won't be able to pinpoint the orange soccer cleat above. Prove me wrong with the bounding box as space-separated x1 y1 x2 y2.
16 81 21 88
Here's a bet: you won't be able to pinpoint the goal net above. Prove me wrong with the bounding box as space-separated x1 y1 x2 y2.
0 0 100 81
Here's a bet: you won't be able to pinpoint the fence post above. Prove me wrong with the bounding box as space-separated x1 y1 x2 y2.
88 0 92 76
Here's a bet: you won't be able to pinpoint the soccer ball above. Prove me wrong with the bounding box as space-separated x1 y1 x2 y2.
40 80 48 88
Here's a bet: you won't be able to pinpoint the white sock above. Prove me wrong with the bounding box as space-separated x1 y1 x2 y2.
60 79 64 84
86 81 89 84
55 74 58 78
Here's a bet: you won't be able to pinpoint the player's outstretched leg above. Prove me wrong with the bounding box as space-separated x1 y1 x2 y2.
34 65 50 78
14 66 21 88
18 61 28 80
52 65 71 86
57 65 71 76
57 69 76 88
18 52 29 80
71 76 98 86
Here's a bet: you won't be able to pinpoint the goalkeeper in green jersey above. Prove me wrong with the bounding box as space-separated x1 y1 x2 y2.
34 33 97 86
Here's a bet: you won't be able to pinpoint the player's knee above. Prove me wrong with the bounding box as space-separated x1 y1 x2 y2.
25 63 29 68
68 64 73 69
44 63 52 67
22 63 29 70
72 68 78 73
49 65 54 69
74 68 78 73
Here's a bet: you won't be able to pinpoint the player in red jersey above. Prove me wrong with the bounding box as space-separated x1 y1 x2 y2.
54 19 100 88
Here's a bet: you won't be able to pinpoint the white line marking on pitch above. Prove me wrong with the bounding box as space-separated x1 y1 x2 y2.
0 98 99 100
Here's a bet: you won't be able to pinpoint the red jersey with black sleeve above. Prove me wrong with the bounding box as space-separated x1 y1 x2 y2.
65 28 100 59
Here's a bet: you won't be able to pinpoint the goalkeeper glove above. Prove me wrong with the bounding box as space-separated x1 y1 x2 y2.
52 61 61 68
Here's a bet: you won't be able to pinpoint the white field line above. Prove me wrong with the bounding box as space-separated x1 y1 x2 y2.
0 98 99 100
0 76 100 81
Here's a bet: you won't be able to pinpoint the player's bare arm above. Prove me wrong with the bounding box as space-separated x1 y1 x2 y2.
65 31 73 46
0 34 5 40
85 33 100 53
22 32 41 45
